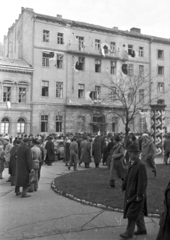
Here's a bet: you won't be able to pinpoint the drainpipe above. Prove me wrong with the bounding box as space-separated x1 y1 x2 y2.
30 15 35 134
64 50 69 135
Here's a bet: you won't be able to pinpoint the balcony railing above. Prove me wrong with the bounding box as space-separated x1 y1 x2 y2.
66 43 128 61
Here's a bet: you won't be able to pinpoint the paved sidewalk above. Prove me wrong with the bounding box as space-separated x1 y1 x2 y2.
0 160 160 240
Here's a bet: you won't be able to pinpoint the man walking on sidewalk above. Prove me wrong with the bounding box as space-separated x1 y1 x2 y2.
120 143 148 239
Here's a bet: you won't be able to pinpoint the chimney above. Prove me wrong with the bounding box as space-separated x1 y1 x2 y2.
56 14 62 19
130 27 141 34
113 27 118 31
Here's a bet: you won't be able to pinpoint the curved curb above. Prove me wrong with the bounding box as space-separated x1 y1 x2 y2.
51 180 160 219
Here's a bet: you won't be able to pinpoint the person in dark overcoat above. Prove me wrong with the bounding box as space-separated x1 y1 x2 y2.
92 136 102 168
80 136 91 168
109 135 127 187
64 137 71 166
45 136 55 166
156 180 170 240
163 133 170 164
15 138 33 198
120 143 148 239
9 139 20 186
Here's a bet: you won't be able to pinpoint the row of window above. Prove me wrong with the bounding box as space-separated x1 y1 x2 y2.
3 86 26 102
1 118 26 134
0 116 63 134
43 30 167 60
42 53 165 76
2 81 166 103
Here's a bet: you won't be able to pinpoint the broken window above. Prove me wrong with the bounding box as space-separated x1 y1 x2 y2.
43 30 49 42
42 81 49 97
89 87 102 100
78 84 85 99
75 57 85 71
122 64 128 75
57 32 64 44
110 61 116 74
95 59 101 73
57 54 63 69
56 82 63 98
157 50 164 59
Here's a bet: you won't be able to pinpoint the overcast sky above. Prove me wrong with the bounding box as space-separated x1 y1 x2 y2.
0 0 170 43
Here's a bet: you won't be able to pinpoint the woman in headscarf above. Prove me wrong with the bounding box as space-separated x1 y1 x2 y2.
156 180 170 240
141 134 157 178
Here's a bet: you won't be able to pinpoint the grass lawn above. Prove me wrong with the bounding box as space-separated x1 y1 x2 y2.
54 164 170 215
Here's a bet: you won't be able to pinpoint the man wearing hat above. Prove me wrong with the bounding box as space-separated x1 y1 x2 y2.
120 143 148 239
109 134 127 187
15 138 33 198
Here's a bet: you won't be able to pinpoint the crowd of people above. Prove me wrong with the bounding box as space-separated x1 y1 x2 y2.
0 131 170 239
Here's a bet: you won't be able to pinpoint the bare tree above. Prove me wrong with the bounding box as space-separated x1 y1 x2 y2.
101 69 168 136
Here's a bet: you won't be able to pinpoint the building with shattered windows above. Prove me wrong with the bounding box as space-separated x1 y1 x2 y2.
2 7 170 136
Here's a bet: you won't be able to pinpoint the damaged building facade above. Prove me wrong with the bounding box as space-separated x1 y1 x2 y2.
2 7 170 136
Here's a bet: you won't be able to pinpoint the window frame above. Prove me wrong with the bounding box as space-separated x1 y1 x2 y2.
1 117 10 134
95 59 101 73
17 118 25 134
56 115 63 132
78 84 85 99
43 30 49 42
110 61 116 75
56 82 63 98
41 115 48 132
56 54 64 69
41 80 49 97
157 49 164 60
95 39 101 51
42 52 49 67
18 87 27 103
127 64 134 76
157 82 165 93
158 66 164 75
57 32 64 44
3 85 11 102
139 47 144 57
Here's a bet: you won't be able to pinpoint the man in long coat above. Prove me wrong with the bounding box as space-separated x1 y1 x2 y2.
156 180 170 240
9 139 20 186
120 143 148 239
45 136 55 166
92 136 101 168
109 135 127 187
80 136 91 168
15 138 33 198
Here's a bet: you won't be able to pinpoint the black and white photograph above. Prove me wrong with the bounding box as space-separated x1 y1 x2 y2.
0 0 170 239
